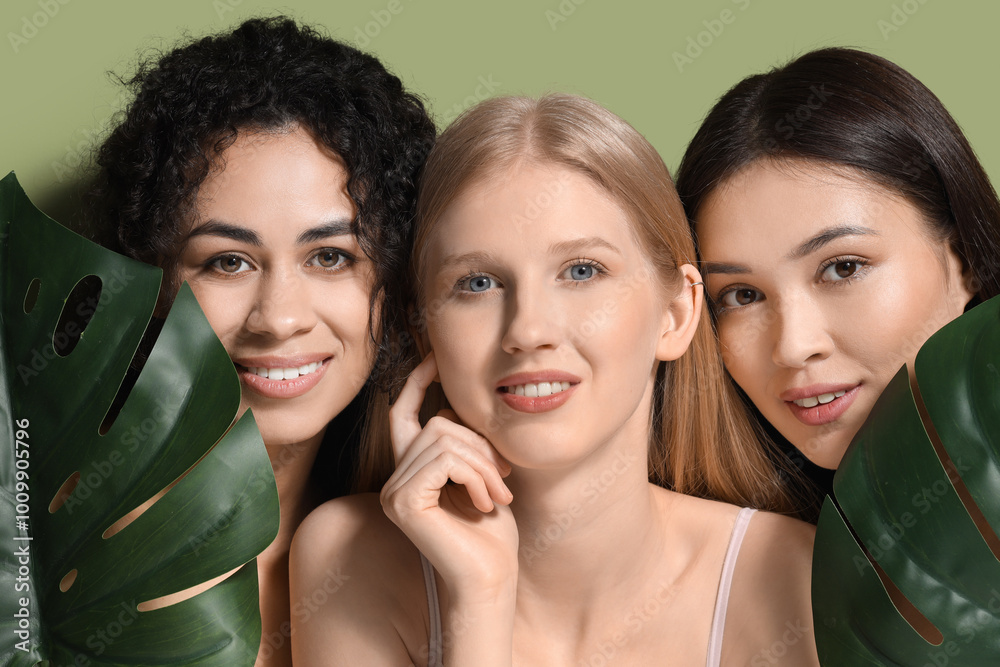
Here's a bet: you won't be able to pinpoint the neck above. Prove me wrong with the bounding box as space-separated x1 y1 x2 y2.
508 412 669 604
261 431 324 561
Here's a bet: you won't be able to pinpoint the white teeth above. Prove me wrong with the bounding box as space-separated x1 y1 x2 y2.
248 361 322 380
793 389 848 408
506 381 572 397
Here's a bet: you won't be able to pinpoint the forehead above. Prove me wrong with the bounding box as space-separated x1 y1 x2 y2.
421 163 640 265
696 159 928 253
188 128 354 232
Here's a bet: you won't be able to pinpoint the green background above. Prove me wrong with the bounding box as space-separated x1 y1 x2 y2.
2 0 997 226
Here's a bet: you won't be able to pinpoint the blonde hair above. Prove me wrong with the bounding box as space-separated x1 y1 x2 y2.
362 94 803 512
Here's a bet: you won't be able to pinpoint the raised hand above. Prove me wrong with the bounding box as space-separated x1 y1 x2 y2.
381 352 519 596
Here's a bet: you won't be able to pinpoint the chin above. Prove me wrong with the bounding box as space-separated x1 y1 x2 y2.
793 436 849 471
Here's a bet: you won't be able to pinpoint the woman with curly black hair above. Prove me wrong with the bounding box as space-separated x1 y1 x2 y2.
88 16 435 666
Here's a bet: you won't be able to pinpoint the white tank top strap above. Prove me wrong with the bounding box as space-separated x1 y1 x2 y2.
705 507 757 667
420 552 444 667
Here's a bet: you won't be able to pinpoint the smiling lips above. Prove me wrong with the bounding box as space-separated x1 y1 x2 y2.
497 372 580 413
236 357 330 399
783 384 861 426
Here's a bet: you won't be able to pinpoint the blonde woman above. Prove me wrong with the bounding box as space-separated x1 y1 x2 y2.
290 95 817 666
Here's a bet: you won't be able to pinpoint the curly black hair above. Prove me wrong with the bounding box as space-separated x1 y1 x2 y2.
88 16 435 392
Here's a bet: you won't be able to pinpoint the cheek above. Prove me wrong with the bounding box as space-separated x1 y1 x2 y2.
715 317 763 389
426 306 502 425
322 281 377 357
185 282 249 345
853 263 961 371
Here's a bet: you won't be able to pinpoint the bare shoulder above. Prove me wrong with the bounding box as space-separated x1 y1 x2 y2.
293 492 406 561
290 492 422 606
721 511 819 667
740 510 816 569
289 493 427 666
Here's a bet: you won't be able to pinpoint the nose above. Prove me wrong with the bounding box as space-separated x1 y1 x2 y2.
770 294 834 368
244 269 319 340
500 285 560 354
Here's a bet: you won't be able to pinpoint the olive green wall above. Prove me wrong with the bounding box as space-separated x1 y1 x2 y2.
2 0 996 225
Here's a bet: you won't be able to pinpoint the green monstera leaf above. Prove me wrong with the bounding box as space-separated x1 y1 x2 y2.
0 172 279 665
813 294 1000 665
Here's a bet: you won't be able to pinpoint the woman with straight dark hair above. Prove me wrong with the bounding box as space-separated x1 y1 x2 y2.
675 47 1000 476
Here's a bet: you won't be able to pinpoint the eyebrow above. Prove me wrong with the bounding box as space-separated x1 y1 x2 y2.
186 218 354 247
437 250 500 273
701 224 880 275
435 236 623 274
550 236 623 258
787 224 879 260
187 221 262 246
296 219 354 244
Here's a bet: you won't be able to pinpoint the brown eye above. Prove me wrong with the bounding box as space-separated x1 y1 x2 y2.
719 287 763 310
821 259 864 282
212 255 249 274
313 250 345 268
835 261 858 278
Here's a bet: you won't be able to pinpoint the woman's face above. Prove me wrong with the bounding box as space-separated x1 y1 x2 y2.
419 162 698 470
176 126 376 448
696 159 973 469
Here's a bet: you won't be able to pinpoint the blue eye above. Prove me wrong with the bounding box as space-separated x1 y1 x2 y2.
561 261 602 282
463 275 497 293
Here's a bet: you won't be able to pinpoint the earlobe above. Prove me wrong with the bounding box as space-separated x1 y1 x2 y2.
655 264 704 361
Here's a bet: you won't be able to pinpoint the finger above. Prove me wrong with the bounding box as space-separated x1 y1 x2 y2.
411 451 498 514
435 409 513 476
389 351 438 462
391 434 512 506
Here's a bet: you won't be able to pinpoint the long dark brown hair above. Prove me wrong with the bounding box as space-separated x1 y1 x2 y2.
676 47 1000 304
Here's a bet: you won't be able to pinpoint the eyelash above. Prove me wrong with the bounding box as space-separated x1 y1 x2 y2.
817 255 870 285
454 270 499 297
711 255 871 315
205 248 355 276
560 257 608 284
453 258 609 296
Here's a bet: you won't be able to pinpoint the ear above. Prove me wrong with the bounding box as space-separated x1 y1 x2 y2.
655 264 704 362
408 304 440 382
942 243 977 310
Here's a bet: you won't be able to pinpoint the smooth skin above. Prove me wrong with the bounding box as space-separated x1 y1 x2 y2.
697 159 973 469
168 125 377 667
291 163 817 666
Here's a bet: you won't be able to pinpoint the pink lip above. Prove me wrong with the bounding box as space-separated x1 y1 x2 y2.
234 355 332 400
783 384 862 426
495 370 582 389
495 370 581 414
233 353 330 368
